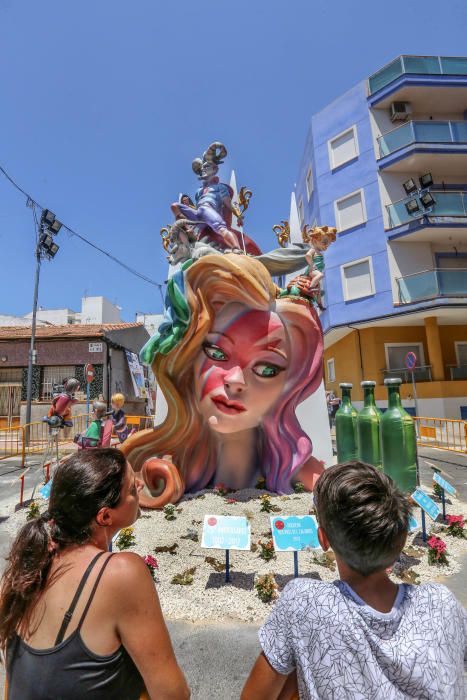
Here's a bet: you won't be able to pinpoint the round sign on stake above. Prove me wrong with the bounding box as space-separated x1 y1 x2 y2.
404 352 417 371
85 363 95 383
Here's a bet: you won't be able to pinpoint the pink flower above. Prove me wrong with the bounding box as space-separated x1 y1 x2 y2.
144 554 159 569
225 498 237 504
446 515 464 527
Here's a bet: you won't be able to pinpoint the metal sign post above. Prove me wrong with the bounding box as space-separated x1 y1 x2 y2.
84 363 95 428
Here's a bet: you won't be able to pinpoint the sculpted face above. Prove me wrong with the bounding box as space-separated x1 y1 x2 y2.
193 303 288 434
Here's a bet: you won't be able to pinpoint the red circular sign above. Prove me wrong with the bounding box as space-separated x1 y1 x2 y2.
404 352 417 370
207 517 217 527
85 363 95 383
275 520 285 530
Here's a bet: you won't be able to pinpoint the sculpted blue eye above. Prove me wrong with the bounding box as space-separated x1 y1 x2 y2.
253 363 283 378
203 344 228 361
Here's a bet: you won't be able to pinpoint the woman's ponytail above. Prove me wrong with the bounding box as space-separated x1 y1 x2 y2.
0 512 55 648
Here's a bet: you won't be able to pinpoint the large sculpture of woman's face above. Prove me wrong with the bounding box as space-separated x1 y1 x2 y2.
193 303 288 434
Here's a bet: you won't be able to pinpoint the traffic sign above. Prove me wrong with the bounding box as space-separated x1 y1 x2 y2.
85 363 95 383
404 351 417 370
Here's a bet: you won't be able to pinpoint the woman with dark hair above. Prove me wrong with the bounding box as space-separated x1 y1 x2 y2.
0 449 190 700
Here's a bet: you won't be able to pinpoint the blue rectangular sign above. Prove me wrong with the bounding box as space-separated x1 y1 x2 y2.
411 489 440 521
433 472 456 496
201 515 250 551
270 515 320 551
39 479 53 500
408 515 420 532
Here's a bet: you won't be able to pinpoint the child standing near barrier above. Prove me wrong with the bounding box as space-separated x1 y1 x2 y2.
242 461 466 700
111 393 129 443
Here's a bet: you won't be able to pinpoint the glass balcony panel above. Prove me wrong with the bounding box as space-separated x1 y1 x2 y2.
451 365 467 380
383 367 432 383
378 122 413 157
440 57 467 75
397 270 438 303
369 57 403 94
397 269 467 302
403 56 441 74
452 121 467 142
438 269 467 295
412 121 452 143
387 191 467 228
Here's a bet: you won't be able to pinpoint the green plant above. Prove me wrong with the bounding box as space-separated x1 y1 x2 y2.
312 551 336 571
293 481 306 493
171 567 196 585
255 574 278 603
445 515 466 538
154 543 179 555
213 483 232 497
259 494 280 513
432 482 443 498
257 538 275 561
181 528 199 542
427 536 448 566
26 501 40 521
205 556 229 572
164 504 176 521
143 555 158 580
255 477 266 490
115 527 136 551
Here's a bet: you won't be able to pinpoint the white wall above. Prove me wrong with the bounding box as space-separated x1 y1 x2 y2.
136 313 164 338
81 297 122 324
387 241 433 301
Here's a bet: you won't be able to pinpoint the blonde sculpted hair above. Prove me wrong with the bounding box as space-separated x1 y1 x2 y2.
122 254 323 505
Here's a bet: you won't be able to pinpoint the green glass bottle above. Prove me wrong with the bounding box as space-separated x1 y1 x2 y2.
381 378 417 493
335 383 358 463
357 381 382 469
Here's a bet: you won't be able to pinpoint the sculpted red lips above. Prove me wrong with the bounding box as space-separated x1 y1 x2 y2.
211 395 246 414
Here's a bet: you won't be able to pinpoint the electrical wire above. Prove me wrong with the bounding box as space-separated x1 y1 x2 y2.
0 164 165 289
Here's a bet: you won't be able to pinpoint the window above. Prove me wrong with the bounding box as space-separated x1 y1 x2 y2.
40 366 75 401
298 197 304 226
385 343 424 371
455 342 467 366
334 189 366 232
327 358 335 382
305 166 314 201
341 257 374 301
328 126 359 170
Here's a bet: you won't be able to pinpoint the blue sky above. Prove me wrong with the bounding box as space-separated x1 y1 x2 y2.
1 0 466 321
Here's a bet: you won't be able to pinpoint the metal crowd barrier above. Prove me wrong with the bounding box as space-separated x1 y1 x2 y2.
0 413 154 465
415 416 467 454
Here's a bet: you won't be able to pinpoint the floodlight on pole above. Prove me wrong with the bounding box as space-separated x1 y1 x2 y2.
405 198 421 216
25 208 61 434
420 191 436 209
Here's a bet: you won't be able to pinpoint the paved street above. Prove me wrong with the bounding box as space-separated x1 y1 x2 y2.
0 446 466 698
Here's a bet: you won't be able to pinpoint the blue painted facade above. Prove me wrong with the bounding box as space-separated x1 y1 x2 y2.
295 57 467 337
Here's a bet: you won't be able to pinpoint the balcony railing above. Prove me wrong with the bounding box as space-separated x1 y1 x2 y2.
369 55 467 95
378 120 467 159
382 366 432 383
447 365 467 380
386 190 467 228
396 268 467 303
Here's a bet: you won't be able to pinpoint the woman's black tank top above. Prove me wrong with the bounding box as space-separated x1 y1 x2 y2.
6 551 145 700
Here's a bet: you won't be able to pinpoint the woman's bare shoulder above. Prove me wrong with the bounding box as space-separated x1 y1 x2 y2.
103 552 154 593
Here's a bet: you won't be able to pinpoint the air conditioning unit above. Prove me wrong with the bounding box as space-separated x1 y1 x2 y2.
390 101 412 122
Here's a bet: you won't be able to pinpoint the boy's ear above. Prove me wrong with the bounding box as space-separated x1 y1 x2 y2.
318 526 330 551
95 507 113 528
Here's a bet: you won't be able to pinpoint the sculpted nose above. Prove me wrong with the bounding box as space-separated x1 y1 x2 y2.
224 366 246 392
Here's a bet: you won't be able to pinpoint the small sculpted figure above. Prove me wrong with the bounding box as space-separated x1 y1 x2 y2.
122 254 324 508
74 400 108 449
286 226 337 310
47 378 80 427
111 393 129 443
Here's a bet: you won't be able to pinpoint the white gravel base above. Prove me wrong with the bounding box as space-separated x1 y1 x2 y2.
4 488 467 624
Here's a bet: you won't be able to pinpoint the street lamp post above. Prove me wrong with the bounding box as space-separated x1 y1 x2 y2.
24 210 61 439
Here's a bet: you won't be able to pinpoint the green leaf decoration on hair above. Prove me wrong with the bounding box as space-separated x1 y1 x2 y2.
139 269 191 365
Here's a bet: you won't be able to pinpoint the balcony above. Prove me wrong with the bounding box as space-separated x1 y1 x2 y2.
382 366 432 383
447 365 467 380
396 268 467 304
378 120 467 158
369 55 467 95
386 190 467 229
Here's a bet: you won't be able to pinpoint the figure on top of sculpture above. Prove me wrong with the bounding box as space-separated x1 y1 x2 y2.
284 225 337 310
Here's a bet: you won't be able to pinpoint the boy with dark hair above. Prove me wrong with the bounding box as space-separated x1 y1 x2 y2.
242 462 466 700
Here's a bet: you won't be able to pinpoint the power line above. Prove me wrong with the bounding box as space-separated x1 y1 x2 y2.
0 163 165 289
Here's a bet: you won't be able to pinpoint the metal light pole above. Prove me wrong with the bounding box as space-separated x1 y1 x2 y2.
24 210 61 440
25 240 42 430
